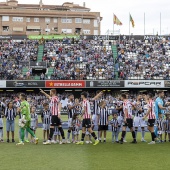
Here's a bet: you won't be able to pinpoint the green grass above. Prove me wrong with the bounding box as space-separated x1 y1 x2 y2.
0 116 170 170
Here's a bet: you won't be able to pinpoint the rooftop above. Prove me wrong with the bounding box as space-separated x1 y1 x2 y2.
0 0 90 11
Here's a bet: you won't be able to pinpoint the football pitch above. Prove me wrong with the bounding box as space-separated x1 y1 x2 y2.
0 116 170 170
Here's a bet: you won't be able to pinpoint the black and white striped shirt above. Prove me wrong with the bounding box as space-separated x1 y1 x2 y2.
0 102 5 117
164 120 170 131
41 110 51 125
74 105 81 115
0 113 3 119
110 118 119 132
67 101 74 119
98 107 109 125
93 100 101 115
5 108 17 121
157 118 164 130
134 101 144 117
116 100 124 117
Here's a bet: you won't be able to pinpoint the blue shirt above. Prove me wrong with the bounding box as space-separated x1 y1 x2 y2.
155 97 164 119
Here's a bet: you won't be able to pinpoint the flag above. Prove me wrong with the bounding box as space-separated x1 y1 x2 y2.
130 14 135 27
113 14 122 26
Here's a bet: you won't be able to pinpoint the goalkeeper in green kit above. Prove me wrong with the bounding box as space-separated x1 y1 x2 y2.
16 93 39 146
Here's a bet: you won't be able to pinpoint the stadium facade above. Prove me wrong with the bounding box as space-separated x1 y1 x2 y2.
0 0 101 36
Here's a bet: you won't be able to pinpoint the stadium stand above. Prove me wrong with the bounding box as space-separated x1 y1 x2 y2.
117 39 170 80
1 37 170 80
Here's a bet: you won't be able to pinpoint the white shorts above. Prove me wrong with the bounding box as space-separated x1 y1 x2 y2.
68 118 73 128
73 130 80 135
158 131 164 135
92 115 98 126
86 130 90 135
118 116 123 126
134 117 146 127
43 124 50 130
0 118 3 128
54 127 61 136
31 126 36 131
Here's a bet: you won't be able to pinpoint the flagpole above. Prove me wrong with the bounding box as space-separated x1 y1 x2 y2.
160 12 161 35
113 13 114 35
129 13 130 39
144 12 145 36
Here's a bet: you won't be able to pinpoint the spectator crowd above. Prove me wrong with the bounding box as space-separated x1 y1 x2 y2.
0 37 170 80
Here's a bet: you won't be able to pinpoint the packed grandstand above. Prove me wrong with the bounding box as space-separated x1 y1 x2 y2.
1 36 170 80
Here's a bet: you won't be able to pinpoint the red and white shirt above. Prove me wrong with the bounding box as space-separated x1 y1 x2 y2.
50 96 60 116
82 99 91 119
123 100 133 119
147 100 156 119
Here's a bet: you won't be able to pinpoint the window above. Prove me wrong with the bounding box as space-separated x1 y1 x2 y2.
54 27 58 32
61 29 72 33
12 17 23 22
94 30 98 35
2 26 9 31
94 20 98 27
34 18 39 22
75 18 82 23
45 18 50 23
2 16 9 22
53 18 58 23
61 18 72 23
83 30 90 34
83 19 90 24
26 18 30 22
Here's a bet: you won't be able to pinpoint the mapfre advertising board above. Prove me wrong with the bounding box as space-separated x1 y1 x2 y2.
125 80 164 88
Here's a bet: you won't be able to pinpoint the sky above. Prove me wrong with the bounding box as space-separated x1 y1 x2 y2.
14 0 170 35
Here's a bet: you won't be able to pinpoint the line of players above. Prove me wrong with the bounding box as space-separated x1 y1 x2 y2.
6 90 169 144
40 91 170 145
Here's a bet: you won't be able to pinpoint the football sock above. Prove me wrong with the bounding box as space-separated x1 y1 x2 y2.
67 130 71 140
19 128 21 141
0 128 3 138
124 132 126 140
116 131 119 141
25 130 28 139
132 131 136 141
89 134 92 141
151 132 156 141
72 131 74 141
121 131 126 141
21 128 25 142
26 127 36 138
81 133 85 141
98 130 100 139
49 128 54 140
58 127 65 139
91 132 97 140
154 127 158 137
135 130 138 139
112 132 114 142
142 130 145 139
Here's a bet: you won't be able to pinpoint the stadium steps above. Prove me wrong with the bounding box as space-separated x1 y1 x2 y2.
37 45 44 62
22 67 28 76
111 45 119 79
34 75 40 80
46 67 54 79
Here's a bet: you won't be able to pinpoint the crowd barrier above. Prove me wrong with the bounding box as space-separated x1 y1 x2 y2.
0 80 170 88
